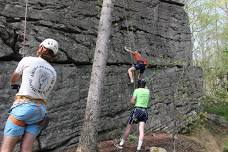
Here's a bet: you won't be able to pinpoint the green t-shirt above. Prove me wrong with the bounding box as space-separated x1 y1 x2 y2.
133 88 150 108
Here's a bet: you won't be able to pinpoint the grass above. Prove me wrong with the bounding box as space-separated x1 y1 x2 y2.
224 141 228 152
203 99 228 152
204 103 228 121
128 134 137 144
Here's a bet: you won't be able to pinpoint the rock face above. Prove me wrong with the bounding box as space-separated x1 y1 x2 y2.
0 0 202 151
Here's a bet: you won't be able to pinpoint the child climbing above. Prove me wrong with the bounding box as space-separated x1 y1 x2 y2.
115 79 150 151
124 46 148 84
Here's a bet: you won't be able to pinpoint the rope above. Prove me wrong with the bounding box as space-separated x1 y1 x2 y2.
22 1 45 151
37 134 43 152
122 0 133 64
122 0 135 49
22 0 28 57
127 1 136 50
122 0 137 88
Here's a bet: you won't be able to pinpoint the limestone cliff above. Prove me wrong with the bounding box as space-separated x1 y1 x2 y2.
0 0 203 151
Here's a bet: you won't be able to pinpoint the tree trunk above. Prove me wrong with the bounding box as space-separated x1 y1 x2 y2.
76 0 114 152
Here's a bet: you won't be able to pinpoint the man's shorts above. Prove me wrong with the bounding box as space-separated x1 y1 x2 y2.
133 64 145 74
4 102 46 137
127 107 148 124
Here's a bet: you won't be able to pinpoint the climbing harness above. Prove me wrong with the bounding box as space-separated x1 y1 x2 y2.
9 95 47 127
8 115 27 127
15 95 47 105
10 95 47 151
8 114 49 128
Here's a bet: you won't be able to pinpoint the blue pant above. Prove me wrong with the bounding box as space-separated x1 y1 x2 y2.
4 103 46 137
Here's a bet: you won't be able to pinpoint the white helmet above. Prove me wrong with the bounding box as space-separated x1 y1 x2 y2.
40 38 58 55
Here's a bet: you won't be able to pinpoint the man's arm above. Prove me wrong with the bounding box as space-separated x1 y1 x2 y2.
10 72 21 85
124 46 134 54
130 96 136 105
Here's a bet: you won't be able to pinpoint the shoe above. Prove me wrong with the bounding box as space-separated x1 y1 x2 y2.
114 144 123 149
127 82 134 85
127 79 134 85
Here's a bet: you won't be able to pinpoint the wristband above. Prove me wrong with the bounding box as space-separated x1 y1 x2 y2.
11 84 20 92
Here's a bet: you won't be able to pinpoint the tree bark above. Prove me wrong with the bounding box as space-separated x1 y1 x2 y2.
76 0 114 152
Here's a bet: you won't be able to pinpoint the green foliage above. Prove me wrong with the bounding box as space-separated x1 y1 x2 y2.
180 112 208 134
224 140 228 152
185 0 228 108
221 25 228 40
203 95 228 120
128 134 137 143
198 12 219 27
96 0 102 13
97 0 102 5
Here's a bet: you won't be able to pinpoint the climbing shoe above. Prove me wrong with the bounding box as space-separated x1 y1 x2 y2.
127 79 134 85
127 82 134 85
114 144 123 149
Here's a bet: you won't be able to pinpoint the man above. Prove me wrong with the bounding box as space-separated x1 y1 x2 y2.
124 47 148 84
116 79 150 151
1 38 58 152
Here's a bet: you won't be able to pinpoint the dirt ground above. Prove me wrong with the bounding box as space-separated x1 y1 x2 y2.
66 115 228 152
98 132 207 152
98 118 228 152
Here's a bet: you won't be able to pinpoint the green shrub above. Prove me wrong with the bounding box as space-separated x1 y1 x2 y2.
223 140 228 152
128 134 137 144
180 112 208 134
204 102 228 121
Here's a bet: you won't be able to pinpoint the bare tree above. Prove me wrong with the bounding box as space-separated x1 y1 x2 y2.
76 0 114 152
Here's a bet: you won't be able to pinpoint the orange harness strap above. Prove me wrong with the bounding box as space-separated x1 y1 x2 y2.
8 115 48 128
9 96 46 127
8 115 26 127
15 95 46 105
